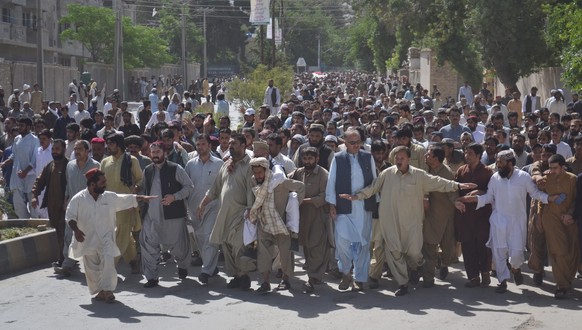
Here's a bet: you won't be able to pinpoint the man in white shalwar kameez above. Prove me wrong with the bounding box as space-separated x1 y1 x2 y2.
459 150 559 293
66 169 155 302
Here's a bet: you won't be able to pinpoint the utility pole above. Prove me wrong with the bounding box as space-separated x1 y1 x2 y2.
181 1 187 84
317 32 321 72
203 9 207 78
119 2 125 101
270 0 276 69
114 0 121 96
36 0 44 89
280 0 285 56
259 25 264 65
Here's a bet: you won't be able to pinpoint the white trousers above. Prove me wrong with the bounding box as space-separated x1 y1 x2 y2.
83 253 117 295
492 247 524 282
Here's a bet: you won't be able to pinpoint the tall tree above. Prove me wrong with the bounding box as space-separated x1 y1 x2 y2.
60 4 173 69
467 0 552 93
59 5 115 62
545 2 582 90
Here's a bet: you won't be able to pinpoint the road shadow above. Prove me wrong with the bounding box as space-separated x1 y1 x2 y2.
80 300 188 323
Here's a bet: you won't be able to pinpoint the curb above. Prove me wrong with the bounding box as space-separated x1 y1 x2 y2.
0 220 59 276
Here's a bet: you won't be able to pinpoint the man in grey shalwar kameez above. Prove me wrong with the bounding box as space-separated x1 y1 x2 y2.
185 134 224 284
140 141 193 288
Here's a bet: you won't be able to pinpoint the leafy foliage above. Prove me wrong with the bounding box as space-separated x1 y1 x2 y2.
60 4 172 69
351 0 554 91
545 2 582 90
225 64 294 108
59 5 115 62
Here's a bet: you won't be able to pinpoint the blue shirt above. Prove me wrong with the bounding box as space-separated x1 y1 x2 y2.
9 133 40 191
439 124 471 141
149 93 159 113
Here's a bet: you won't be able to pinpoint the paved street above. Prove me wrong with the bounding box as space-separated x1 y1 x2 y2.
1 257 582 330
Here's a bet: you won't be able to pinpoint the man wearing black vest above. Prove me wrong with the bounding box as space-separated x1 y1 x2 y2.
264 79 281 116
140 141 194 288
522 86 541 114
325 128 378 292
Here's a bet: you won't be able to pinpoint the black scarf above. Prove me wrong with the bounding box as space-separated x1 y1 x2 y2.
120 152 133 187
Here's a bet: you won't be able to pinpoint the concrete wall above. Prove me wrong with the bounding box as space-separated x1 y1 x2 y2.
419 49 463 100
494 67 572 104
0 61 78 103
415 48 570 104
0 61 201 104
84 62 201 99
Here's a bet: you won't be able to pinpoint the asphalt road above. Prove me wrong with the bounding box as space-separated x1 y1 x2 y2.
1 256 581 330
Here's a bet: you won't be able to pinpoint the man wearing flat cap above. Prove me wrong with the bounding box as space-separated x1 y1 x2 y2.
458 149 561 294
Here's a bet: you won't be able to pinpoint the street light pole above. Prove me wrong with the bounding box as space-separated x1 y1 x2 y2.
114 0 125 100
317 33 321 72
36 0 44 89
181 1 187 85
114 0 120 94
203 9 207 78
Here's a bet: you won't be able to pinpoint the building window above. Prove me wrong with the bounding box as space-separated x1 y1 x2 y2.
2 8 11 23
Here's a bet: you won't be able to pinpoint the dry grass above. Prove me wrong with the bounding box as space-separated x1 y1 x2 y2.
0 227 39 241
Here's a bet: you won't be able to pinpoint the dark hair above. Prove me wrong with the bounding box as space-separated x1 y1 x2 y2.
429 145 446 163
141 133 154 143
467 143 484 158
548 154 566 166
484 136 499 146
80 118 94 129
396 128 413 139
87 170 105 186
219 116 230 126
392 145 411 158
542 144 557 155
267 133 282 146
370 140 386 153
241 127 256 139
231 133 246 146
279 128 291 139
18 117 33 126
302 146 319 158
52 138 66 149
66 123 80 132
219 128 231 135
495 130 507 139
512 134 526 142
196 133 212 144
124 135 144 147
161 128 174 140
105 132 125 150
77 139 90 150
491 112 504 121
38 128 52 139
550 123 565 133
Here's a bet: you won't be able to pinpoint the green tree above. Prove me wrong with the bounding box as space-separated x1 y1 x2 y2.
545 2 582 90
60 4 173 69
59 5 115 62
226 64 294 109
155 5 203 63
466 0 552 93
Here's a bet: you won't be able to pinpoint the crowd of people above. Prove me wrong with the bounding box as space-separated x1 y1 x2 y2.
1 71 581 302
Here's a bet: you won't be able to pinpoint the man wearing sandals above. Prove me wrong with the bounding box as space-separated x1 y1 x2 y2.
65 169 155 302
250 157 304 293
